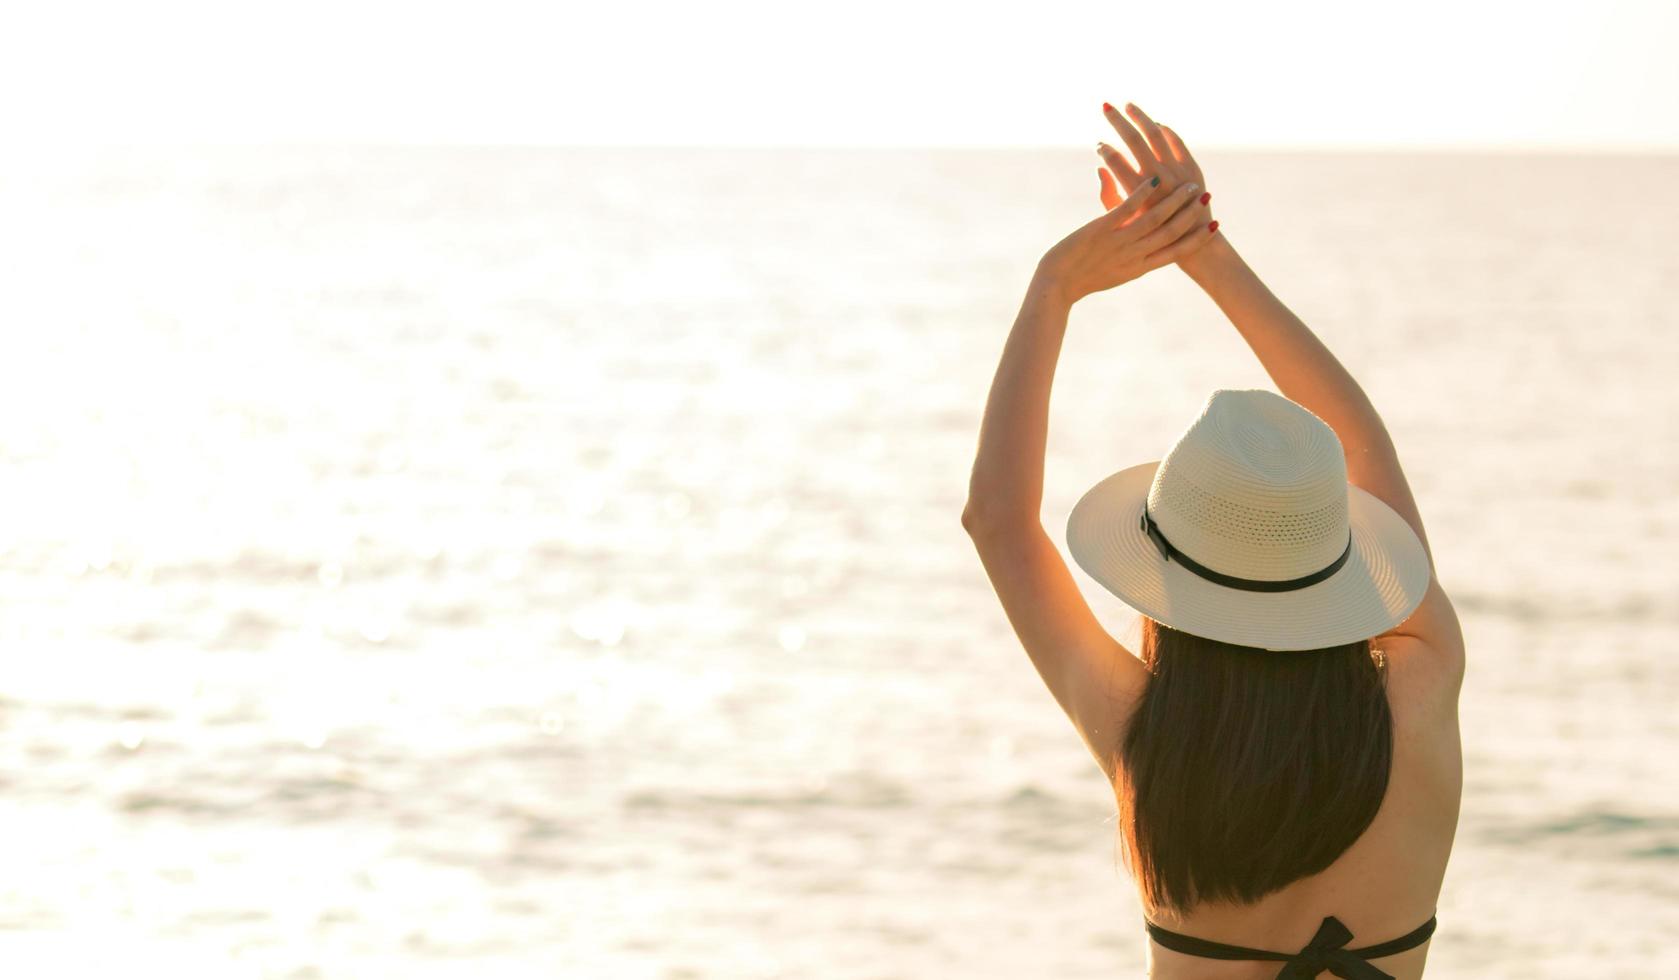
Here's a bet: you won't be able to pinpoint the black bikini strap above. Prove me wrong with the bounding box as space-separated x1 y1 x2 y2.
1345 913 1437 958
1144 919 1289 961
1145 912 1438 980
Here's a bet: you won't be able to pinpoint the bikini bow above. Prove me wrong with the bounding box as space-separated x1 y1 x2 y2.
1274 916 1395 980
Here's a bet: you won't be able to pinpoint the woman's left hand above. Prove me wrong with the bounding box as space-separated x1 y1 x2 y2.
1036 178 1214 304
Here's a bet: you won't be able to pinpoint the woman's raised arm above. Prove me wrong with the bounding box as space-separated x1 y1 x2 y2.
1100 102 1462 663
1186 236 1434 563
959 177 1216 780
1182 236 1464 662
1102 104 1438 566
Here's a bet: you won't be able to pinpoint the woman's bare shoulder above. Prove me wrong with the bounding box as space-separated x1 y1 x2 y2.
1381 633 1464 720
1376 575 1465 697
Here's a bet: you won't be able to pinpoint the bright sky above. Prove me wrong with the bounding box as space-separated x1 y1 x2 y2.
4 0 1675 150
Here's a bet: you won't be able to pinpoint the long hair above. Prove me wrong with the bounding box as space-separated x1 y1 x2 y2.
1115 617 1392 916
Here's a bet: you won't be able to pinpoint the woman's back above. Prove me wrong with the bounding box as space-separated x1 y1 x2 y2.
1131 626 1465 980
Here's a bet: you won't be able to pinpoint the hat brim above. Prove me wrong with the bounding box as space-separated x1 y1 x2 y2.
1065 461 1432 652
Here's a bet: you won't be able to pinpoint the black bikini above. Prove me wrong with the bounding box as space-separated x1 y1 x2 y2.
1143 911 1437 980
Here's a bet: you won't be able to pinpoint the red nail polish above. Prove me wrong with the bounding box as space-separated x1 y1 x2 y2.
1200 192 1211 206
1103 102 1115 113
1207 220 1220 234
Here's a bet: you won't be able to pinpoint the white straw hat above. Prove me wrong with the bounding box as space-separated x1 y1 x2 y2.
1065 388 1431 652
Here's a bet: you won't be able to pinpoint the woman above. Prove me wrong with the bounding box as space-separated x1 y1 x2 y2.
961 101 1466 979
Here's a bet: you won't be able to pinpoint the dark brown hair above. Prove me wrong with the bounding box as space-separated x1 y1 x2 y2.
1115 617 1391 915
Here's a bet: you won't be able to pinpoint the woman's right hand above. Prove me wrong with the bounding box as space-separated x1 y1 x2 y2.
1094 102 1217 250
1036 178 1215 305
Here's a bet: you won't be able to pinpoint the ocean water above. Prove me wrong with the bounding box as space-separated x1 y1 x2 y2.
0 145 1675 977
